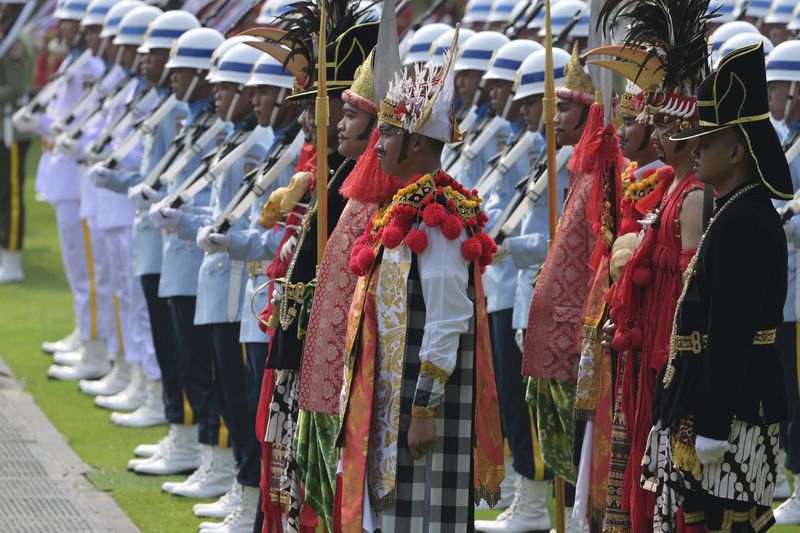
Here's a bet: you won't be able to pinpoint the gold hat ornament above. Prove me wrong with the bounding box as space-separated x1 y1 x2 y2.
555 43 596 105
342 50 377 114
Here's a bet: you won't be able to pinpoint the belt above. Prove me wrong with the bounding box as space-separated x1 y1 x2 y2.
673 329 777 354
247 260 269 278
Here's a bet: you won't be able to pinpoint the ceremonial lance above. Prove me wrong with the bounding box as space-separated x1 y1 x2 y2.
316 0 329 262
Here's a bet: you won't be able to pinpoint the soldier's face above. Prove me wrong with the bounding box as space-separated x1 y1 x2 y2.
142 49 169 86
520 94 543 132
554 98 586 146
119 45 138 71
489 79 513 117
768 80 798 121
83 25 102 56
216 82 255 122
763 23 790 45
252 85 282 127
337 102 375 160
170 68 196 101
58 20 80 46
455 70 483 105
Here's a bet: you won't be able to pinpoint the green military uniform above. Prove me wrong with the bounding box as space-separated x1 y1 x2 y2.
0 35 34 252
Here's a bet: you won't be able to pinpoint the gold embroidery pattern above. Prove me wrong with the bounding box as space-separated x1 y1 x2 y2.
411 405 437 417
419 361 450 385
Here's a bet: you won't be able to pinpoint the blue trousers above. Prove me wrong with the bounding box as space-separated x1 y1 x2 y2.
207 322 261 487
167 296 221 446
777 321 800 474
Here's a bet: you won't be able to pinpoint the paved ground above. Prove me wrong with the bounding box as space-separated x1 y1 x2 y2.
0 357 139 532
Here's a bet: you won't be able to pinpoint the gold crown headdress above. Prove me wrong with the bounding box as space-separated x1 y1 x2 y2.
555 44 596 105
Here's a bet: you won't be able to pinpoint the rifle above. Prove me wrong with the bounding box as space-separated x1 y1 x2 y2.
488 145 572 241
164 126 266 209
12 49 93 120
159 117 229 186
399 0 449 41
446 115 506 177
52 65 128 134
212 123 304 233
99 94 180 165
555 9 584 49
474 130 537 197
61 77 141 141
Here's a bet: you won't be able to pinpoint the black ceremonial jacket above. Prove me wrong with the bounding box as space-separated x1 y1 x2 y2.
655 182 789 441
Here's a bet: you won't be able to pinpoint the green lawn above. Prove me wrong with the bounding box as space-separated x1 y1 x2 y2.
0 142 796 531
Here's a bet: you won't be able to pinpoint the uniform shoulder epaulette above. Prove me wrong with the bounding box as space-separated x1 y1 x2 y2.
349 170 497 276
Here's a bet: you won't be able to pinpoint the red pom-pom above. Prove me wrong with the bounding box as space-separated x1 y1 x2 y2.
629 326 643 349
406 229 428 254
480 253 494 267
354 235 368 247
475 232 498 256
441 215 463 240
609 307 620 322
632 266 652 287
422 203 447 227
461 237 483 260
611 330 632 352
349 245 375 276
381 224 405 249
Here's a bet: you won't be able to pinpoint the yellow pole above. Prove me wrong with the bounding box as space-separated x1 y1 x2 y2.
543 2 566 532
316 1 329 261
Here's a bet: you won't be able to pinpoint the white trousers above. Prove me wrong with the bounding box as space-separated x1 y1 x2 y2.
102 226 160 380
53 201 116 349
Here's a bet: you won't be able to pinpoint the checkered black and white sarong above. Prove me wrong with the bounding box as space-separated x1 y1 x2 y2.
370 262 477 532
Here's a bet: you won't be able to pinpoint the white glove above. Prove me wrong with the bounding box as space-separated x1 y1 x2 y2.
785 218 798 241
57 134 79 158
515 328 525 353
149 201 182 229
695 435 731 465
280 235 298 262
89 163 112 188
49 120 67 136
271 282 283 306
128 183 162 210
13 111 40 134
197 225 230 254
494 240 511 261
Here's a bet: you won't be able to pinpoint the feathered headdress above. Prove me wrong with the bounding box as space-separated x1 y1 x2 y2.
593 0 716 128
379 26 465 144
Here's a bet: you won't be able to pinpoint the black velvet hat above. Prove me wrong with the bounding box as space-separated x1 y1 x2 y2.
671 42 793 199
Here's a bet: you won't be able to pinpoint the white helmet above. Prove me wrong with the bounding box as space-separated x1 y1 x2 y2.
428 28 476 68
766 40 800 82
538 0 589 38
165 27 224 71
81 0 114 27
100 0 143 38
246 53 295 89
765 0 798 24
527 0 564 29
206 36 257 82
483 40 543 83
716 33 774 67
358 0 382 22
402 23 453 66
788 2 800 29
113 5 162 46
463 0 494 24
454 31 510 72
734 0 773 19
55 0 90 21
255 0 293 25
137 10 199 53
514 48 571 101
210 43 264 85
708 0 737 23
487 0 518 24
707 21 760 61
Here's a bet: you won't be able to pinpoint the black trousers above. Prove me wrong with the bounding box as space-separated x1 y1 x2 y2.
168 296 222 446
0 140 29 250
207 322 260 487
777 321 800 473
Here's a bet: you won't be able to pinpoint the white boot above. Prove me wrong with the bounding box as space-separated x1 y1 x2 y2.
111 378 167 427
550 507 589 533
132 424 201 475
0 250 24 283
775 475 800 525
53 348 83 366
47 340 110 381
133 441 160 458
194 481 242 518
42 328 81 354
199 485 259 533
476 477 551 532
128 429 176 470
168 445 235 499
95 364 146 411
79 353 131 396
775 450 791 499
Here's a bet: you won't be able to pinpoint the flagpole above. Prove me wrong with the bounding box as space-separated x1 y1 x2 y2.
316 1 329 262
543 1 565 532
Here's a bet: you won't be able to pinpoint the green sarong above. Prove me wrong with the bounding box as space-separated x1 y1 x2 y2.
295 409 339 531
525 376 577 484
